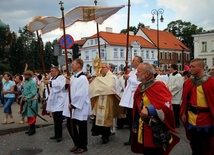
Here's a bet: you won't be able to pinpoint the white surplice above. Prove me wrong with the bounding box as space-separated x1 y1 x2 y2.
63 73 91 121
46 75 67 112
119 68 140 108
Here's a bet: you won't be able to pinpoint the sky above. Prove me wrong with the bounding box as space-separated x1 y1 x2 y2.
0 0 213 43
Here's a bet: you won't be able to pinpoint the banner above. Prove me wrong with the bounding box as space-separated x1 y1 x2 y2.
28 5 125 34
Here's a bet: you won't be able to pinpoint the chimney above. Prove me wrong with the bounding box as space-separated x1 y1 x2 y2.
145 26 150 30
106 27 113 32
129 31 134 35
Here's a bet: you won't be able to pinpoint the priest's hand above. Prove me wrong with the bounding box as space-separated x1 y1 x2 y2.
44 80 51 85
123 74 130 80
140 107 148 117
66 78 70 84
68 103 72 110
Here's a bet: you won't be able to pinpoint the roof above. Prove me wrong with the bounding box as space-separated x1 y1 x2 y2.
140 27 190 51
90 31 156 48
74 39 87 46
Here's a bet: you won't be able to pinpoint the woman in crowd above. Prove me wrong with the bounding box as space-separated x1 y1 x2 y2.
14 74 25 124
2 72 15 124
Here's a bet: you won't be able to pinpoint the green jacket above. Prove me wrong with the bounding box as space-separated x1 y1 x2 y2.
22 78 38 116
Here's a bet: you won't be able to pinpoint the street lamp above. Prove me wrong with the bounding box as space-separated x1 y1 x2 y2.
151 8 164 67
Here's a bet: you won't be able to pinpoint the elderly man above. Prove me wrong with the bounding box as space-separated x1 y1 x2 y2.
90 62 123 144
131 63 179 155
22 70 38 136
119 56 143 145
180 58 214 155
44 67 66 142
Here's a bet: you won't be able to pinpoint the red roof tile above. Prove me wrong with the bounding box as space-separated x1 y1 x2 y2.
90 31 156 48
140 28 190 51
74 39 87 46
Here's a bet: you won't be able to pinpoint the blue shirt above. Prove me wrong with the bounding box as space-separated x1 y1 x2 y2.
3 80 15 98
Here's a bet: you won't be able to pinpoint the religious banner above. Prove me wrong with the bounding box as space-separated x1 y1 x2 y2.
27 5 125 34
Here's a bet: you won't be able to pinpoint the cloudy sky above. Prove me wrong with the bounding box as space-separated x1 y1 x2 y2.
0 0 213 43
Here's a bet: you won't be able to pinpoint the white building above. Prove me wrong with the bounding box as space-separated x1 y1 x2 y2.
77 27 190 73
193 30 214 69
81 28 156 74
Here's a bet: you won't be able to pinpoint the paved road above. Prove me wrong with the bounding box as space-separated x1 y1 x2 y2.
0 103 192 155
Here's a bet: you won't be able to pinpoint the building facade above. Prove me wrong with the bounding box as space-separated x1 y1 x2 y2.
193 30 214 69
76 27 190 74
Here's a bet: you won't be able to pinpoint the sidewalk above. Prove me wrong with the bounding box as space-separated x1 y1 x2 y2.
0 102 53 135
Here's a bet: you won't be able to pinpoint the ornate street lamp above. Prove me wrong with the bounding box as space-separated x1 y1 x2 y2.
151 8 164 67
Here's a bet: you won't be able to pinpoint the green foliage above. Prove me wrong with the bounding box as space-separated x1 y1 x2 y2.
0 63 12 74
120 22 145 34
164 20 203 57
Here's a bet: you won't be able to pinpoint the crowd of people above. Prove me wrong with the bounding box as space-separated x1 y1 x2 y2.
0 57 214 155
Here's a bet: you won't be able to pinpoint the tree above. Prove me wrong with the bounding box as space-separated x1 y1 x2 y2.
164 20 203 59
120 22 145 35
0 27 13 73
9 26 38 74
44 40 58 71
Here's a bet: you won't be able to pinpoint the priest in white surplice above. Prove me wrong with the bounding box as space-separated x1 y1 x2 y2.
119 56 143 145
63 58 91 154
44 67 67 142
90 62 123 144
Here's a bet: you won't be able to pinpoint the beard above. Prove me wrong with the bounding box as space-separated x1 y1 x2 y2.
137 75 146 83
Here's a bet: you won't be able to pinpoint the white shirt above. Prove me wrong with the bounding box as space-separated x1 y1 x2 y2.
166 72 184 105
63 72 91 121
46 75 67 112
119 69 140 108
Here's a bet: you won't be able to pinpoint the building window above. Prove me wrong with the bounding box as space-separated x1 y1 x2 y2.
186 53 189 61
165 52 168 60
151 51 155 59
202 58 207 66
95 38 98 44
169 53 172 60
202 41 207 52
128 49 131 58
115 65 118 73
101 49 105 59
141 50 144 59
114 48 118 58
120 64 124 71
90 39 93 45
212 58 214 66
146 51 149 59
160 52 163 60
178 53 182 60
120 49 125 58
212 41 214 51
134 50 138 56
85 51 89 60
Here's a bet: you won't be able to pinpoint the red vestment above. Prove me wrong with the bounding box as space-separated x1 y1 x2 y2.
180 77 214 154
131 81 179 155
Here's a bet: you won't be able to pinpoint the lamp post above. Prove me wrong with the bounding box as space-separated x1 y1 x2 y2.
151 8 164 67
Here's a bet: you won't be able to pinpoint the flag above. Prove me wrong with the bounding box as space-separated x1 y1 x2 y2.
28 5 125 34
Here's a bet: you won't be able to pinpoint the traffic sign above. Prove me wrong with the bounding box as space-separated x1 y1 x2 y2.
59 34 74 49
153 61 158 66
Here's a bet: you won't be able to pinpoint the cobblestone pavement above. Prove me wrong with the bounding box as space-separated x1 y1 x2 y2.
0 103 192 155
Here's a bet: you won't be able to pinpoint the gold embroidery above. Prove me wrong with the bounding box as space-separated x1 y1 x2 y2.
83 7 95 21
